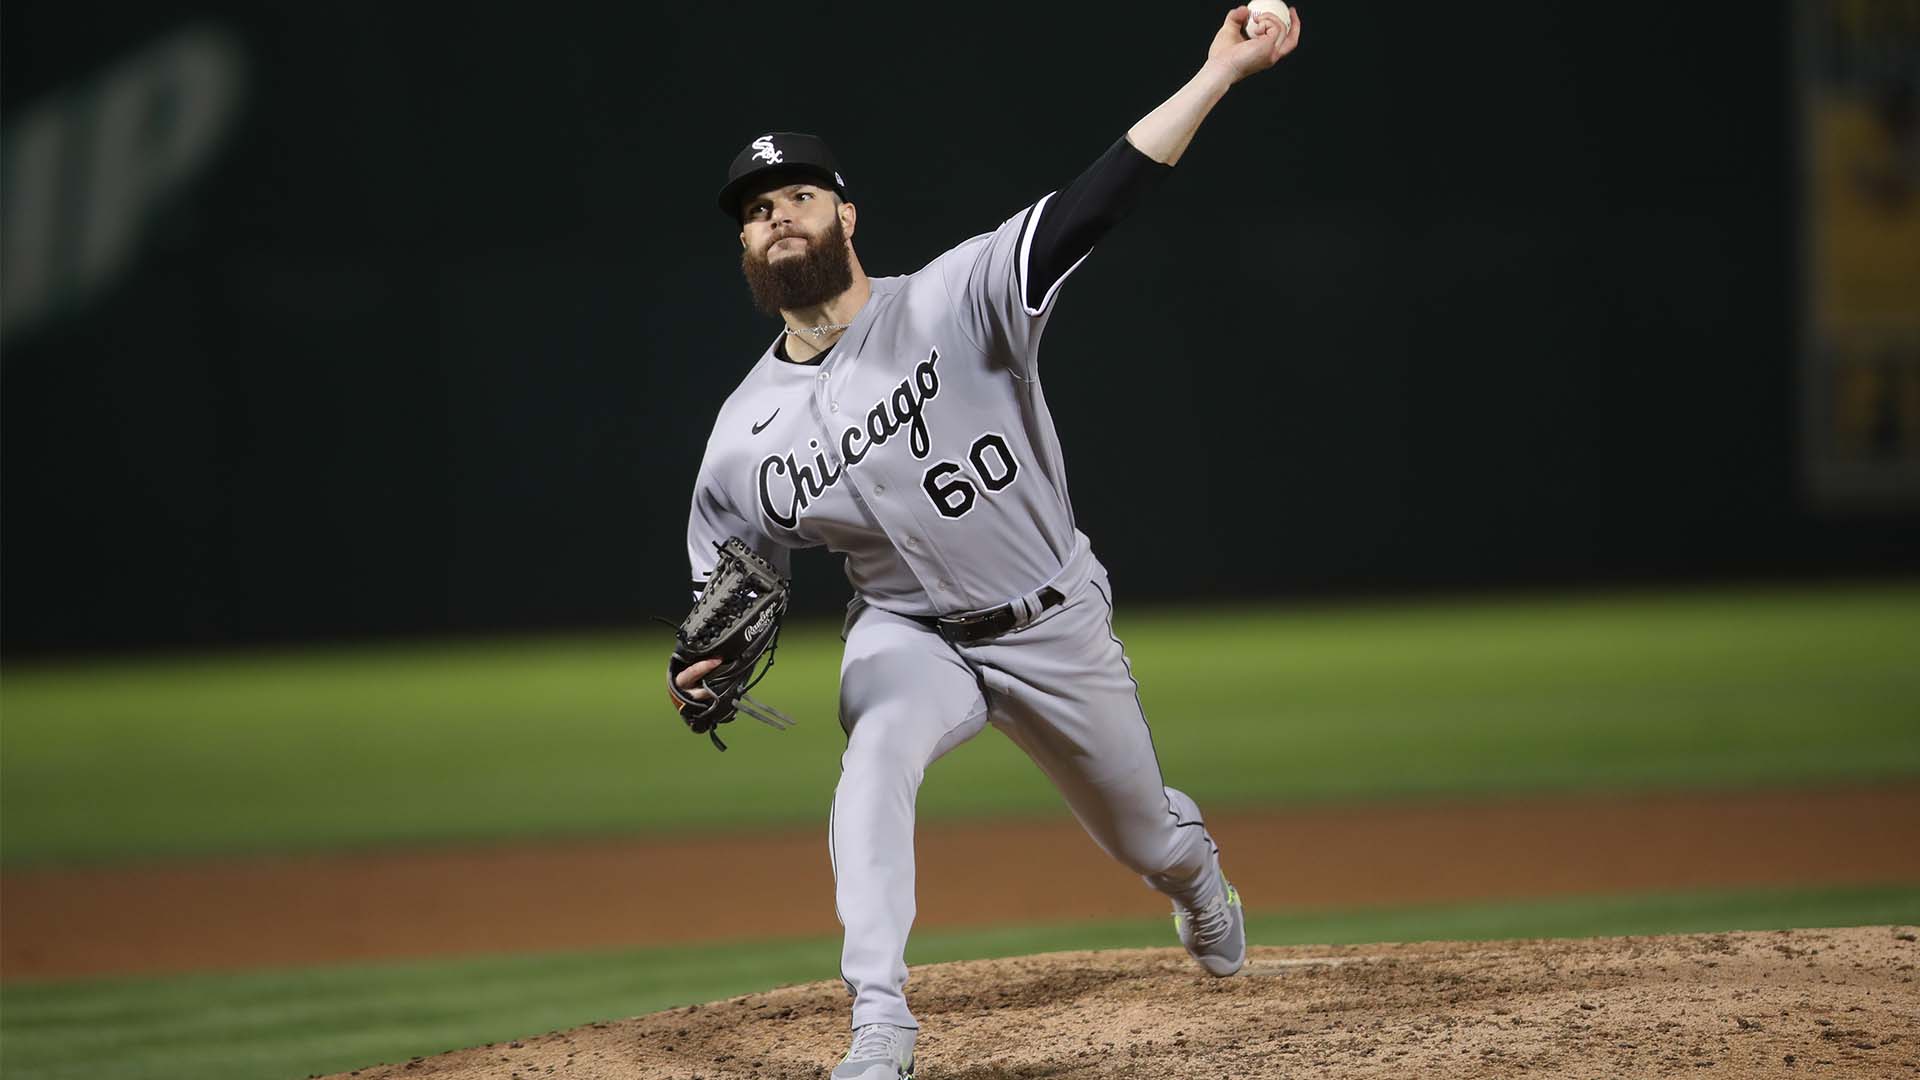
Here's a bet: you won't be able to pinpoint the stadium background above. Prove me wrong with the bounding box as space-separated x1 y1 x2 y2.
2 2 1916 1078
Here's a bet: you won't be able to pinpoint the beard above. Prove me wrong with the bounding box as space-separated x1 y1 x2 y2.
740 216 855 316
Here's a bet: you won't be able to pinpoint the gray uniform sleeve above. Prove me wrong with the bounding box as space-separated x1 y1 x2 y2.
937 139 1169 380
937 200 1073 381
685 459 789 597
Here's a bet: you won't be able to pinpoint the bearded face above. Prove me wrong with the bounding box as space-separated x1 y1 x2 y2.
739 212 855 316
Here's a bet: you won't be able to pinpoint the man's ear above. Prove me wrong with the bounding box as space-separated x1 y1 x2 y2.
840 200 857 240
740 228 749 250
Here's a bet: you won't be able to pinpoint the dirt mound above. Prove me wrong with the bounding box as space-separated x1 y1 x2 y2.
328 926 1919 1079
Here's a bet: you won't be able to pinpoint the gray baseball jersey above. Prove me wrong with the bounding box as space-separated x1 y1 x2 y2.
686 184 1230 1033
686 193 1086 615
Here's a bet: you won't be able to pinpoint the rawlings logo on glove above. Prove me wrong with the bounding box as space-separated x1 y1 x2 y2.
666 537 796 751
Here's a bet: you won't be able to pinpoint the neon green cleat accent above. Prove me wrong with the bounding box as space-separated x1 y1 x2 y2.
1172 861 1247 977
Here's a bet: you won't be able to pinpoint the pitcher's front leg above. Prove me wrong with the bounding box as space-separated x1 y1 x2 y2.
832 606 988 1030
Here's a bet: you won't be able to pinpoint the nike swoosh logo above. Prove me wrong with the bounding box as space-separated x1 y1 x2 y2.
752 409 780 435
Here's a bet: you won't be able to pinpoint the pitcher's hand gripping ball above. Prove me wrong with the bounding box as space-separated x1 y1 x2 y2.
1244 0 1294 37
666 537 796 751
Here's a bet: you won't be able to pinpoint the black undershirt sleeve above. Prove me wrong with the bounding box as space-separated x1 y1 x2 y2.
1022 136 1172 311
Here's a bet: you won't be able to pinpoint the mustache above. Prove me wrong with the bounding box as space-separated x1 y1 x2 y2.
761 229 812 255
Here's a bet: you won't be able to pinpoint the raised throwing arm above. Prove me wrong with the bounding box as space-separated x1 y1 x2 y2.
1128 5 1302 165
1015 6 1303 311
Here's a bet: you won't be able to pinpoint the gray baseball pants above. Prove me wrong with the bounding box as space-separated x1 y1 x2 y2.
829 548 1219 1030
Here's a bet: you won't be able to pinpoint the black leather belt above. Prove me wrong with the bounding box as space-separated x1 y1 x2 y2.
910 586 1066 645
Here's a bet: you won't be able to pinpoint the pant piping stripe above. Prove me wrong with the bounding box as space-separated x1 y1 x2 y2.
1089 578 1218 859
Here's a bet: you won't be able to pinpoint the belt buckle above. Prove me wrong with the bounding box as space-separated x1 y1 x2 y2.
936 605 1012 645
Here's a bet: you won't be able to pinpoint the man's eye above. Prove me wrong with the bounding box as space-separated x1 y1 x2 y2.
796 192 813 201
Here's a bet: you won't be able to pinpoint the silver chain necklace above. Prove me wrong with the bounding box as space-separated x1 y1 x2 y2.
783 321 852 340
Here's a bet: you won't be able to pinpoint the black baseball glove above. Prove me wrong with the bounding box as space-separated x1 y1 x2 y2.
666 537 796 751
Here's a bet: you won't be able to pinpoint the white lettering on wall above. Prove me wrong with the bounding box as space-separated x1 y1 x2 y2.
1 24 247 345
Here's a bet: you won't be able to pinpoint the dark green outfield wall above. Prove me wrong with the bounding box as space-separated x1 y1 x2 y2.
4 1 1915 652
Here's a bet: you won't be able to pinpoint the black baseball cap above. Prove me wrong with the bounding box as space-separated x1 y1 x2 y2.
717 132 849 221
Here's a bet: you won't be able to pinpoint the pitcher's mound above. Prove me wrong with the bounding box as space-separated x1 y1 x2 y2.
333 926 1918 1079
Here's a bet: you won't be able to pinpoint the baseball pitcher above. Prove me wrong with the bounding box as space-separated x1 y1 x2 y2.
669 8 1303 1077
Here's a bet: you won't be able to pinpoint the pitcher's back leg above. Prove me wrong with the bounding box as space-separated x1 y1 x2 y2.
969 574 1218 902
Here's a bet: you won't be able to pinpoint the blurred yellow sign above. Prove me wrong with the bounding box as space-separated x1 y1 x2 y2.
1801 0 1920 505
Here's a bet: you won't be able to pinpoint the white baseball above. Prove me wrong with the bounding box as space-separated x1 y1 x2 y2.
1245 0 1293 38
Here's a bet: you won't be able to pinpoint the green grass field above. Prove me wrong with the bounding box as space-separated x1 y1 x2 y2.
4 583 1918 865
2 583 1917 1080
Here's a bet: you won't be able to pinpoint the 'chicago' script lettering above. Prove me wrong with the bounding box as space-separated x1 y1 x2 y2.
759 349 942 530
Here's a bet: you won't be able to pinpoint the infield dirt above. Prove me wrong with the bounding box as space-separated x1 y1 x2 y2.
8 788 1920 1077
5 786 1919 980
328 925 1919 1080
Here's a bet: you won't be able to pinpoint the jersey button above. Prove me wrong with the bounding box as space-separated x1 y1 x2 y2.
817 372 829 381
874 484 886 494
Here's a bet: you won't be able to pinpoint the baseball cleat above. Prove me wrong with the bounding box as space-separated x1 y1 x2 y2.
1173 862 1246 977
832 1023 916 1079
